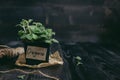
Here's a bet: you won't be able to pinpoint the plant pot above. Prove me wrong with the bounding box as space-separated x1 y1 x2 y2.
24 41 50 65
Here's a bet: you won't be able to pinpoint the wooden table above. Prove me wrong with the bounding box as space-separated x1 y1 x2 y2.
0 43 72 80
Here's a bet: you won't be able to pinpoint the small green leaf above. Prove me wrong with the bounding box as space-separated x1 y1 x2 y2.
31 34 38 40
46 29 50 32
74 56 82 66
20 34 27 39
33 22 43 26
17 75 26 80
52 39 59 43
28 19 33 23
26 34 32 40
75 56 81 60
77 62 82 66
52 32 55 35
45 40 52 44
40 34 47 38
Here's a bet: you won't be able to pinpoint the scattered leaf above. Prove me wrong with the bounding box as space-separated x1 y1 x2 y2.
17 75 26 80
74 56 82 66
75 56 81 60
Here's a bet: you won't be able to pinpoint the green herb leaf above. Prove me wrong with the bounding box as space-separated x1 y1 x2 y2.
52 39 59 43
28 19 33 23
77 62 82 66
31 34 38 40
17 19 59 44
20 34 27 39
26 34 33 40
74 56 82 66
17 75 26 80
45 40 52 44
75 56 82 60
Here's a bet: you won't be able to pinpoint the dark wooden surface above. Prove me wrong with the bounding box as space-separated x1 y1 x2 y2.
0 43 72 80
0 41 120 80
61 42 120 80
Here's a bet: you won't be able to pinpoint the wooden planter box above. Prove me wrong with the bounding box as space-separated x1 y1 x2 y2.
24 42 50 65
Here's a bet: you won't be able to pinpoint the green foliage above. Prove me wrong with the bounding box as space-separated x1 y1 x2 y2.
17 19 59 44
74 56 82 66
17 75 26 80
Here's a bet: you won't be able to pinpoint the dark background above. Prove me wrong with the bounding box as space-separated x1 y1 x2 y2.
0 0 120 44
0 1 120 80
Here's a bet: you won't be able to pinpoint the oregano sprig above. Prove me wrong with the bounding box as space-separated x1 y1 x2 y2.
17 19 59 44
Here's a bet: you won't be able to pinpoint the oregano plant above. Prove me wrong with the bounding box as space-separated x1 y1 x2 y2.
17 19 59 44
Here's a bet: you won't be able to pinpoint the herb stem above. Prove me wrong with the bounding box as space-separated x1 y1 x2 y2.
28 26 31 34
23 26 27 33
26 21 31 34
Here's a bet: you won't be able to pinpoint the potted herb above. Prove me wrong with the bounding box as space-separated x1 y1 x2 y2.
17 19 59 65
